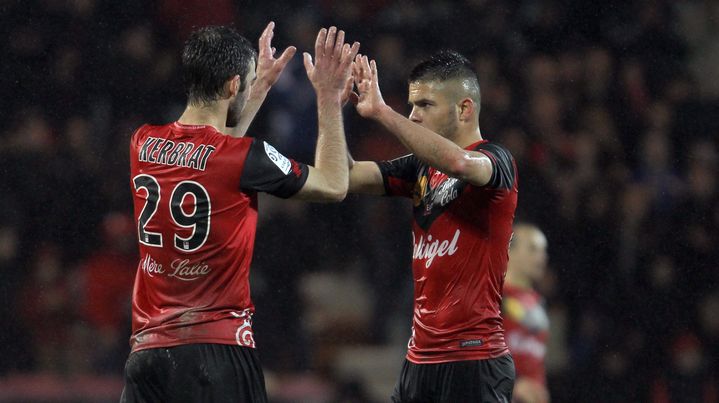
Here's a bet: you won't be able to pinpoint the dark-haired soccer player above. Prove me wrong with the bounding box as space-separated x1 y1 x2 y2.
349 52 517 401
504 223 550 403
121 24 359 403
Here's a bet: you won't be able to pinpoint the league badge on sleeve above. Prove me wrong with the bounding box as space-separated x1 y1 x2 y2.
263 141 292 175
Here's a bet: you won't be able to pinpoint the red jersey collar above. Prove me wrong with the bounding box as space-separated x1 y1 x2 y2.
172 121 223 133
464 139 488 150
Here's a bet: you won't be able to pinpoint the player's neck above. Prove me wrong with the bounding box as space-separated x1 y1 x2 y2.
454 127 483 149
178 102 228 132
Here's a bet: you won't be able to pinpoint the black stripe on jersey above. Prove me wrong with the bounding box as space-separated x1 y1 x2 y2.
377 154 420 197
474 143 516 189
239 139 309 199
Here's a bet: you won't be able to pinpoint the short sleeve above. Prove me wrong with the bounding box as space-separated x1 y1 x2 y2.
376 154 420 198
475 143 516 189
240 140 309 198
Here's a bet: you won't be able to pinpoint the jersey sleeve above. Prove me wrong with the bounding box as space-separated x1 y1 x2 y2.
376 154 419 197
475 143 516 189
240 139 309 198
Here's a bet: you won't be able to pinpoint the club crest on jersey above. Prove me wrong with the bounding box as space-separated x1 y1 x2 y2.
413 176 428 207
231 310 256 348
415 170 462 215
412 229 460 268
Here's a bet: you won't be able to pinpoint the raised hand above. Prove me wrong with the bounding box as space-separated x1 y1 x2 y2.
229 22 296 137
303 26 360 99
254 21 296 91
354 54 388 118
340 73 358 107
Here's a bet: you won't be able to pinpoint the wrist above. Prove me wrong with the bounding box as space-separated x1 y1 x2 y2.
375 103 394 121
251 79 272 95
316 90 342 105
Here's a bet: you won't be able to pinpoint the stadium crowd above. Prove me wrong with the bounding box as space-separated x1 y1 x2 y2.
1 0 717 401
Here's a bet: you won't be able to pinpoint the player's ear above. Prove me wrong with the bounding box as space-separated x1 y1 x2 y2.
458 98 474 122
227 75 241 98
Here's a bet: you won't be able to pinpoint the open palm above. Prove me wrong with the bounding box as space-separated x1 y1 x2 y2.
303 26 360 96
255 22 296 89
353 55 387 118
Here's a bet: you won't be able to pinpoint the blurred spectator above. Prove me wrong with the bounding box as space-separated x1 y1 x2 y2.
76 212 136 374
18 244 71 373
651 333 718 403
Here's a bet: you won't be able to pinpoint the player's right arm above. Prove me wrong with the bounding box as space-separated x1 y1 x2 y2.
291 26 360 202
348 156 385 195
347 152 419 197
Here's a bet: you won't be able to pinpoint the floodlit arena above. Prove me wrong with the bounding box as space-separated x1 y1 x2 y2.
1 1 717 402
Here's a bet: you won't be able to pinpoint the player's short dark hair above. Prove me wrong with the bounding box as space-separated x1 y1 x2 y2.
409 50 481 106
182 26 256 106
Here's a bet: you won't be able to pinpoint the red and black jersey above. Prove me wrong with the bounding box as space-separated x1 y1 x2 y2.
378 139 518 364
503 285 549 385
128 122 308 353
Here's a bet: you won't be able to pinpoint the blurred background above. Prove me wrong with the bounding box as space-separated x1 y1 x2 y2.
1 0 718 402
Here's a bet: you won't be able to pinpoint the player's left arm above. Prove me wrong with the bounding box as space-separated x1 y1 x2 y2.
228 22 296 138
353 55 494 187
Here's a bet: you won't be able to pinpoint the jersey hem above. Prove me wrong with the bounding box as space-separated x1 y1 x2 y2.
405 348 510 364
130 338 252 354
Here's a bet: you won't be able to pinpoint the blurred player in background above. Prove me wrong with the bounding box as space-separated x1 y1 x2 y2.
349 51 517 402
121 23 359 402
504 223 551 403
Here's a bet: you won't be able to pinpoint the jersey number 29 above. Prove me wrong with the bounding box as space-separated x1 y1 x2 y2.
133 174 211 252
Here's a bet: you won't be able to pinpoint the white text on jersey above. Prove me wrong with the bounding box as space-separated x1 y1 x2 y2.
140 254 212 281
412 229 460 268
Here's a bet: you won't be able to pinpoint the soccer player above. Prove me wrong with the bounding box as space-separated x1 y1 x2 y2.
504 223 550 403
349 51 517 401
121 24 359 403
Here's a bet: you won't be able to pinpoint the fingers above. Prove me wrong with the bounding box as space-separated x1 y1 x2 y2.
333 29 345 59
344 64 360 105
353 54 363 84
353 54 361 78
259 21 274 55
277 46 297 67
343 74 353 95
355 55 373 92
308 26 364 91
370 59 378 80
303 52 314 77
324 26 337 58
341 41 360 68
314 28 327 58
360 55 371 80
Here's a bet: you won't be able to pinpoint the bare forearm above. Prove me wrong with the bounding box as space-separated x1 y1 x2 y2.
314 93 349 196
376 105 465 175
229 84 271 138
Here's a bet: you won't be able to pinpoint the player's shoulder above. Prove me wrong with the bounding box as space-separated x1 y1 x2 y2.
200 127 255 148
131 123 151 140
473 140 514 162
131 122 173 141
383 153 424 168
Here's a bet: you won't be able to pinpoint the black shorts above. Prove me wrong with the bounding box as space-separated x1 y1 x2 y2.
121 343 267 403
391 354 515 403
